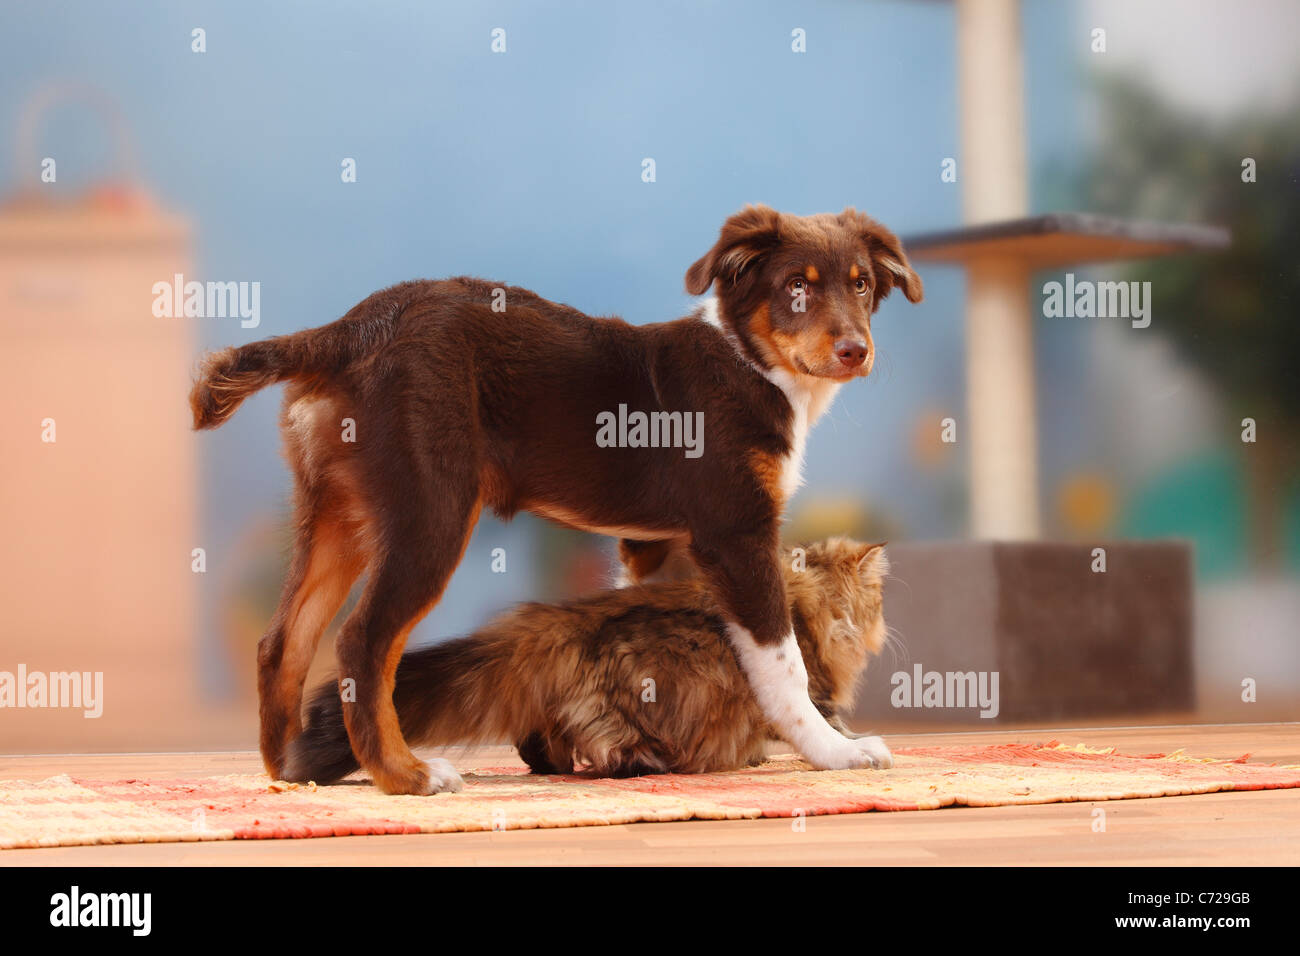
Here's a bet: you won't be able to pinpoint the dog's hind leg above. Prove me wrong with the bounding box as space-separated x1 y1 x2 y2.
257 507 366 780
335 457 482 795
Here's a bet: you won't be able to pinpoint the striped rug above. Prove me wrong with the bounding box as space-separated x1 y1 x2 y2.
3 741 1298 849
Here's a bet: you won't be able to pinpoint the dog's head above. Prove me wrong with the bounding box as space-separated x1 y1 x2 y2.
686 205 923 381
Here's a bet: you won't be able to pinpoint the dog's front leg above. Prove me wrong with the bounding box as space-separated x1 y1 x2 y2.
827 714 892 765
691 533 892 770
726 623 893 770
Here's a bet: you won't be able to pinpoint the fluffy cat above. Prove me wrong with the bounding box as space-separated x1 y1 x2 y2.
286 538 889 782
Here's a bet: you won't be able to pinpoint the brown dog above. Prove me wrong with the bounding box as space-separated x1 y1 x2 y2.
189 205 922 794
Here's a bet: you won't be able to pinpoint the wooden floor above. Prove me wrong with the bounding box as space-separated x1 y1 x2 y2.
3 722 1297 866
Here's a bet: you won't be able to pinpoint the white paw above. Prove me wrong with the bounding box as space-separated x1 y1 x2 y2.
802 734 880 771
421 757 465 794
855 735 894 770
801 733 893 771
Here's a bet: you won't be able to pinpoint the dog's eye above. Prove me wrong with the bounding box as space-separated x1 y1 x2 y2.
788 277 807 294
854 278 870 296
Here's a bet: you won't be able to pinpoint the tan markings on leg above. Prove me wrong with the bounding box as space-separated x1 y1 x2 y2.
367 498 483 795
618 537 698 585
748 448 789 509
259 515 366 779
364 615 431 794
274 522 365 733
260 391 371 779
618 539 672 582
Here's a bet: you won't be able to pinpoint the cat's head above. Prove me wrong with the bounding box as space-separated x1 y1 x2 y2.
784 537 889 713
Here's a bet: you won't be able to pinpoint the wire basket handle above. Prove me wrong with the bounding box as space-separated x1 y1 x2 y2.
15 82 139 187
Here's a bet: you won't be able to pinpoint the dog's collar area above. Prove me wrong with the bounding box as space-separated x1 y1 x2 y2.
694 296 839 423
694 297 770 381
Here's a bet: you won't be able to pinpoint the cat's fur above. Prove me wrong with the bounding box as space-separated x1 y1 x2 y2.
286 538 888 781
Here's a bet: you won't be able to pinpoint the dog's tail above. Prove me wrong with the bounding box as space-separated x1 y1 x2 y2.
189 301 400 429
284 631 533 784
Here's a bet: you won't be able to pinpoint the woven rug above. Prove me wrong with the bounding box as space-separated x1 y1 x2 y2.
3 741 1298 849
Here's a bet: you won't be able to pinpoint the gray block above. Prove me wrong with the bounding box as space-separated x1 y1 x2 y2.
852 540 1195 725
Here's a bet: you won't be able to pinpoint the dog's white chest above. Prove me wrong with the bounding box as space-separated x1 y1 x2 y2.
775 390 811 501
764 368 839 504
695 297 841 505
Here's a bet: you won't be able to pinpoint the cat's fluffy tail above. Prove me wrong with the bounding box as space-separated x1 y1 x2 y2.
284 634 525 784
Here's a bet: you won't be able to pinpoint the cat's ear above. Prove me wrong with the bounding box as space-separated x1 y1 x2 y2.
857 542 889 576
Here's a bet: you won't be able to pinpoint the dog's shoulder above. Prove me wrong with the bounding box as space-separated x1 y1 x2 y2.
638 303 791 423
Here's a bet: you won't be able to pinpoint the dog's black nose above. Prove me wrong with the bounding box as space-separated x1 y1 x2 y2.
834 340 869 368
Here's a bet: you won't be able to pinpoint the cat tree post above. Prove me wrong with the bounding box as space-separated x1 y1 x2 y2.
855 0 1230 729
957 0 1038 539
915 0 1231 539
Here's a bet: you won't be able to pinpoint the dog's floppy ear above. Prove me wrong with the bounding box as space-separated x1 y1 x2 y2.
839 208 923 309
685 204 782 296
